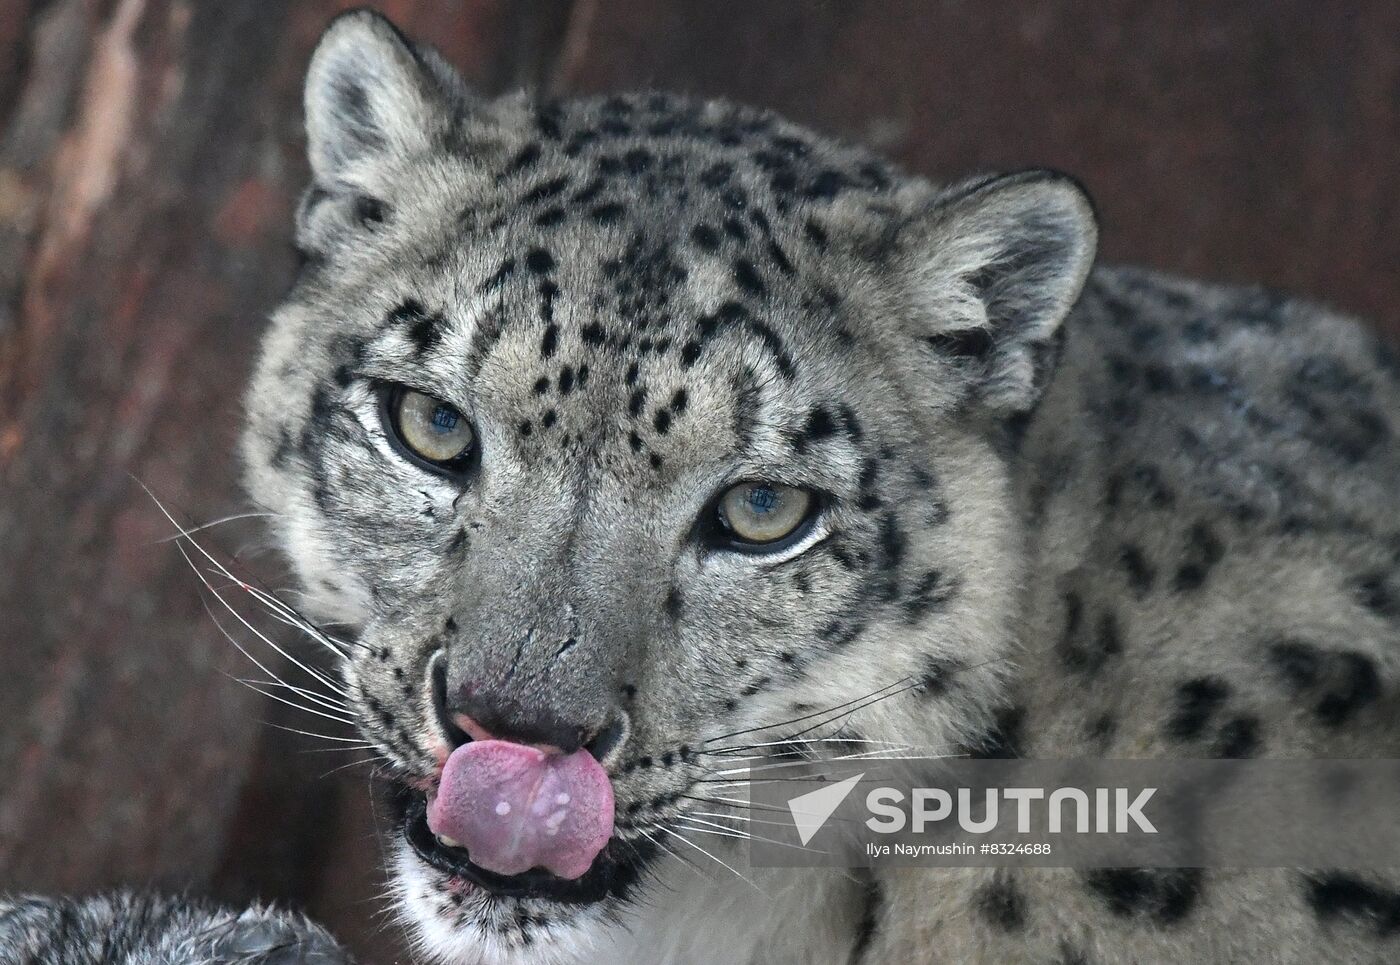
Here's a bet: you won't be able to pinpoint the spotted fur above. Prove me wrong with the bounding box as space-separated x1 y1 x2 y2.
235 11 1400 964
0 892 350 964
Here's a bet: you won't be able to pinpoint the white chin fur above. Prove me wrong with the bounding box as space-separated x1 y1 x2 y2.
389 835 864 965
389 844 612 965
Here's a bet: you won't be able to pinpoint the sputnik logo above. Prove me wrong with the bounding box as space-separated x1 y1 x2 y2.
786 773 865 845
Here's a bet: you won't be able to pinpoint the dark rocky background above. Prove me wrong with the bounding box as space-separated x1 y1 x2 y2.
1 2 1396 960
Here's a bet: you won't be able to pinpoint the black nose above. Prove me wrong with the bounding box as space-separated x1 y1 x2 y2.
430 654 628 761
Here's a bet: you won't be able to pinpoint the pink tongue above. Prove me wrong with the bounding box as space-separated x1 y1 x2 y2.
426 740 615 880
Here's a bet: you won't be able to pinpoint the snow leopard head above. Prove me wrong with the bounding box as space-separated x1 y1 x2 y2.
241 10 1095 962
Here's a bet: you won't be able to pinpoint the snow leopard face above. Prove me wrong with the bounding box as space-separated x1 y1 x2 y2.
241 11 1095 962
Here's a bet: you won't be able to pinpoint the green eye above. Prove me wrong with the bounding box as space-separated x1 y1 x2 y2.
392 388 474 466
717 482 814 546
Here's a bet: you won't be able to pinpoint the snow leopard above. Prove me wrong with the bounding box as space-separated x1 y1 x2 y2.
234 9 1400 964
0 892 351 964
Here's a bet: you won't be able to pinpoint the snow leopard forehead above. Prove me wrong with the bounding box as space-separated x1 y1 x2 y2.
280 87 924 493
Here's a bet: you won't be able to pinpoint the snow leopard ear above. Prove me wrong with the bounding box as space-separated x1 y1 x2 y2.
302 10 469 187
901 170 1097 414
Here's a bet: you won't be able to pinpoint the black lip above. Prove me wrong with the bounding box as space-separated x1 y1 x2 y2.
395 786 654 905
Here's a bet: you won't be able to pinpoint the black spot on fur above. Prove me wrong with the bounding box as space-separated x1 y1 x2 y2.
1315 653 1381 726
915 655 960 697
689 301 795 377
816 619 868 651
1304 873 1400 935
855 457 882 511
977 875 1026 931
902 570 958 624
1063 608 1123 676
1088 712 1116 748
1268 639 1322 689
1267 639 1381 726
557 366 575 395
572 176 605 204
505 142 542 175
1059 945 1091 965
1085 869 1203 924
1172 523 1225 592
387 298 428 331
479 258 517 292
664 587 684 622
521 176 569 205
1214 715 1261 758
699 161 734 187
733 257 765 296
534 206 565 227
740 676 772 698
446 527 469 557
540 323 559 359
1142 364 1177 392
849 878 883 964
791 406 837 454
691 224 721 252
653 409 672 434
876 513 907 573
1119 544 1156 596
1166 678 1230 741
525 247 555 274
581 322 607 346
968 706 1025 759
1353 572 1398 619
1106 464 1176 511
805 168 849 199
591 202 625 224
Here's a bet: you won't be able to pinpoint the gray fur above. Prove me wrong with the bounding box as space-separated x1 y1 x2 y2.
234 10 1400 964
0 892 351 964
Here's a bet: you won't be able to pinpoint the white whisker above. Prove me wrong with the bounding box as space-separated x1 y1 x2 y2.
140 480 363 659
238 680 360 727
656 826 762 892
179 540 346 697
672 816 749 838
263 722 376 745
153 511 281 541
236 676 349 712
703 676 914 746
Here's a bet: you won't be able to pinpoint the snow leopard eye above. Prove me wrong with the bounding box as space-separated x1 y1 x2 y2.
386 386 475 471
715 482 815 549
